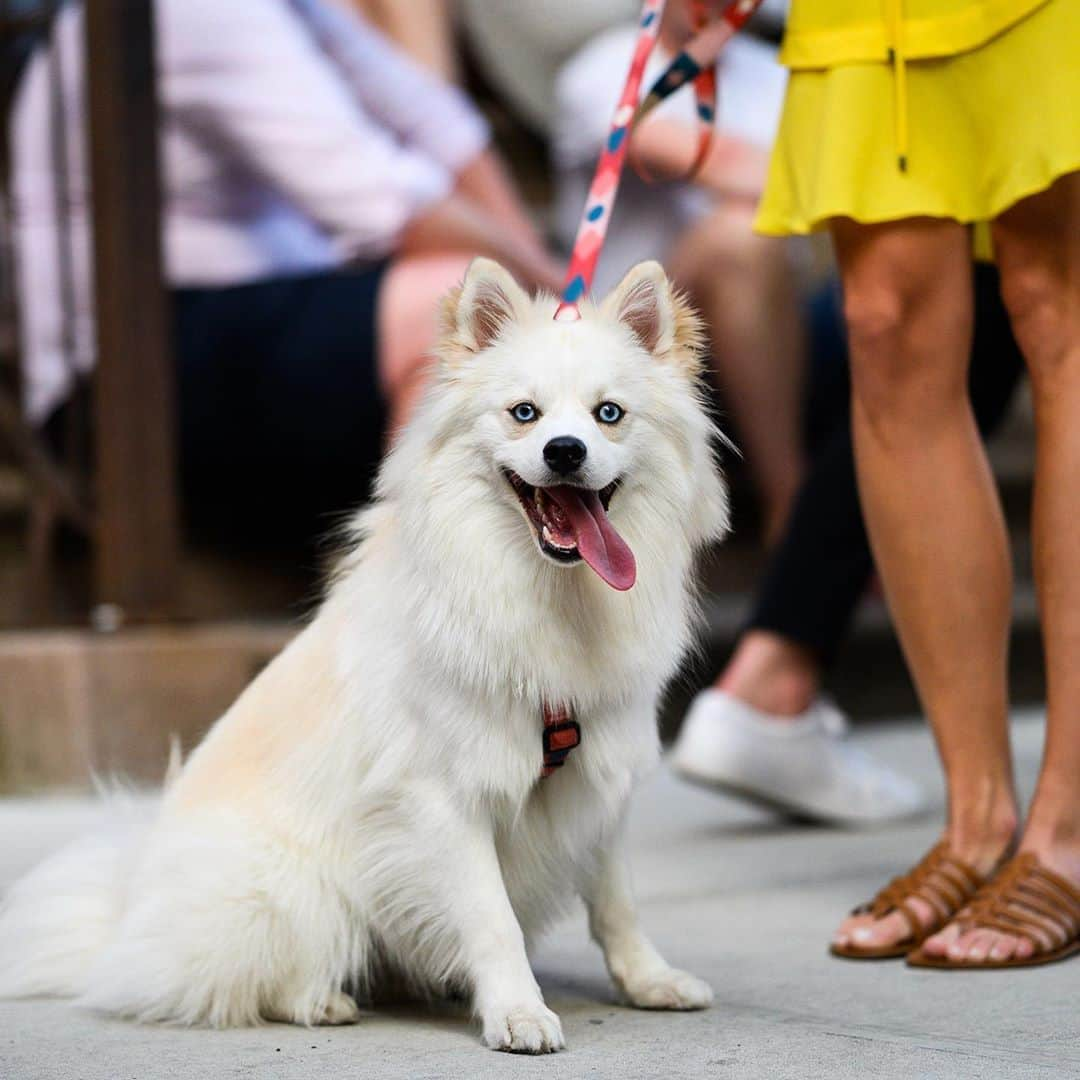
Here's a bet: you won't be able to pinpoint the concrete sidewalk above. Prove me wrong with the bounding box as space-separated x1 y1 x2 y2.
1 711 1074 1080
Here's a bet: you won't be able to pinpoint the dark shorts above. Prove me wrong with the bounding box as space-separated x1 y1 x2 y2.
173 264 389 550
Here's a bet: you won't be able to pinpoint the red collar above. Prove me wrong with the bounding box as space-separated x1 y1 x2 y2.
541 703 580 778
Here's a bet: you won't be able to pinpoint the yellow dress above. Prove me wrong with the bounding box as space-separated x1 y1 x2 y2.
755 0 1080 236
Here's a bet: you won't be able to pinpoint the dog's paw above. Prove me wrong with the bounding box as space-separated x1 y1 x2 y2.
315 991 362 1026
619 967 713 1011
481 1003 565 1054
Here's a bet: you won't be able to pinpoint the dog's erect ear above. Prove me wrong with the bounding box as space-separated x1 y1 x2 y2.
601 261 705 373
602 261 675 354
440 258 530 356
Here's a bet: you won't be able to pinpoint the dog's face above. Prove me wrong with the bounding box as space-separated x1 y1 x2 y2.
392 259 728 594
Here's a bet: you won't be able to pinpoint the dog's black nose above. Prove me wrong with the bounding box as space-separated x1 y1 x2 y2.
543 436 587 475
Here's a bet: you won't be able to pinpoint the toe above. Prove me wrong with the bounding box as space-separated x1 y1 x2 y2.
945 930 972 960
988 933 1020 963
947 927 983 961
833 913 872 947
963 929 997 963
834 880 960 955
1014 936 1036 960
836 909 919 952
855 911 910 949
922 921 963 956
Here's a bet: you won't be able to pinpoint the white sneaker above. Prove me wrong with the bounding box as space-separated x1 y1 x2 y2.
669 689 925 826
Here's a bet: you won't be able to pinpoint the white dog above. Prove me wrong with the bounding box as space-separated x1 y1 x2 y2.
0 259 729 1053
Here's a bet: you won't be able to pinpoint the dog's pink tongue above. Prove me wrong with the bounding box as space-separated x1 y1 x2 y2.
547 486 636 591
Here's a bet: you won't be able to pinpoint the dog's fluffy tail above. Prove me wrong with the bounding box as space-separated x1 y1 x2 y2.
0 800 154 1001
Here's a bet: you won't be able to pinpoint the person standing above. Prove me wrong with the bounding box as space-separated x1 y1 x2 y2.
753 0 1080 965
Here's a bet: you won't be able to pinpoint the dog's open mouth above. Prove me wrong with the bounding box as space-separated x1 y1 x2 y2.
504 471 636 591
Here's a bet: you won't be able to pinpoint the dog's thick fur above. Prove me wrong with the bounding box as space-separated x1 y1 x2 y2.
0 260 728 1052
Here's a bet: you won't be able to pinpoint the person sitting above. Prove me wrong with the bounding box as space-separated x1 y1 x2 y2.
554 0 804 542
12 0 562 552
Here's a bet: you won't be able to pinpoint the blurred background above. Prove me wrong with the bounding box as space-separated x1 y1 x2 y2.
0 0 1042 793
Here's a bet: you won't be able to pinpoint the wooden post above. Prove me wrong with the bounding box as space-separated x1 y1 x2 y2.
85 0 180 623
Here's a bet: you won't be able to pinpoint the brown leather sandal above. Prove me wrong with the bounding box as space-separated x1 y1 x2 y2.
831 841 986 959
906 852 1080 969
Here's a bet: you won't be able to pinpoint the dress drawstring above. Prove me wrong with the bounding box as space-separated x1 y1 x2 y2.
885 0 909 172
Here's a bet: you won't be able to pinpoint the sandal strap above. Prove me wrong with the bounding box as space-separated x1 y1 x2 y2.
852 841 985 942
958 853 1080 951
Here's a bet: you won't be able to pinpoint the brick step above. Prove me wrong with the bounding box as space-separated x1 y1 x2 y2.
2 601 1042 793
0 622 292 794
0 578 1046 794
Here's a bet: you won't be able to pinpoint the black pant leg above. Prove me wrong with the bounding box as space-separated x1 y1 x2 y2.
745 264 1025 665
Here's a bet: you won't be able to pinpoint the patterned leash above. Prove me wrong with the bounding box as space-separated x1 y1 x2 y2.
541 0 764 781
554 0 766 323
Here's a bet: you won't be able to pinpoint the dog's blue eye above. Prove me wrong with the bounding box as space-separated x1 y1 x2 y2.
510 402 539 423
595 401 624 424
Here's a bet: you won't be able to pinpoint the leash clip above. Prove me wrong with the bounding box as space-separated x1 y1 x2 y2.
542 719 581 772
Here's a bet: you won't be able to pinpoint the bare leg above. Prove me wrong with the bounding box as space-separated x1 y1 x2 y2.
582 841 712 1011
829 218 1018 953
923 173 1080 964
376 254 472 436
716 631 820 716
670 204 806 542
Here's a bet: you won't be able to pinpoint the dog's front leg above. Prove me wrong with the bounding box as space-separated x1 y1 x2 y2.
583 839 713 1011
446 815 565 1054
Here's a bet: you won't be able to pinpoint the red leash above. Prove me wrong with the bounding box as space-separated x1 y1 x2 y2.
542 0 764 779
554 0 765 323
